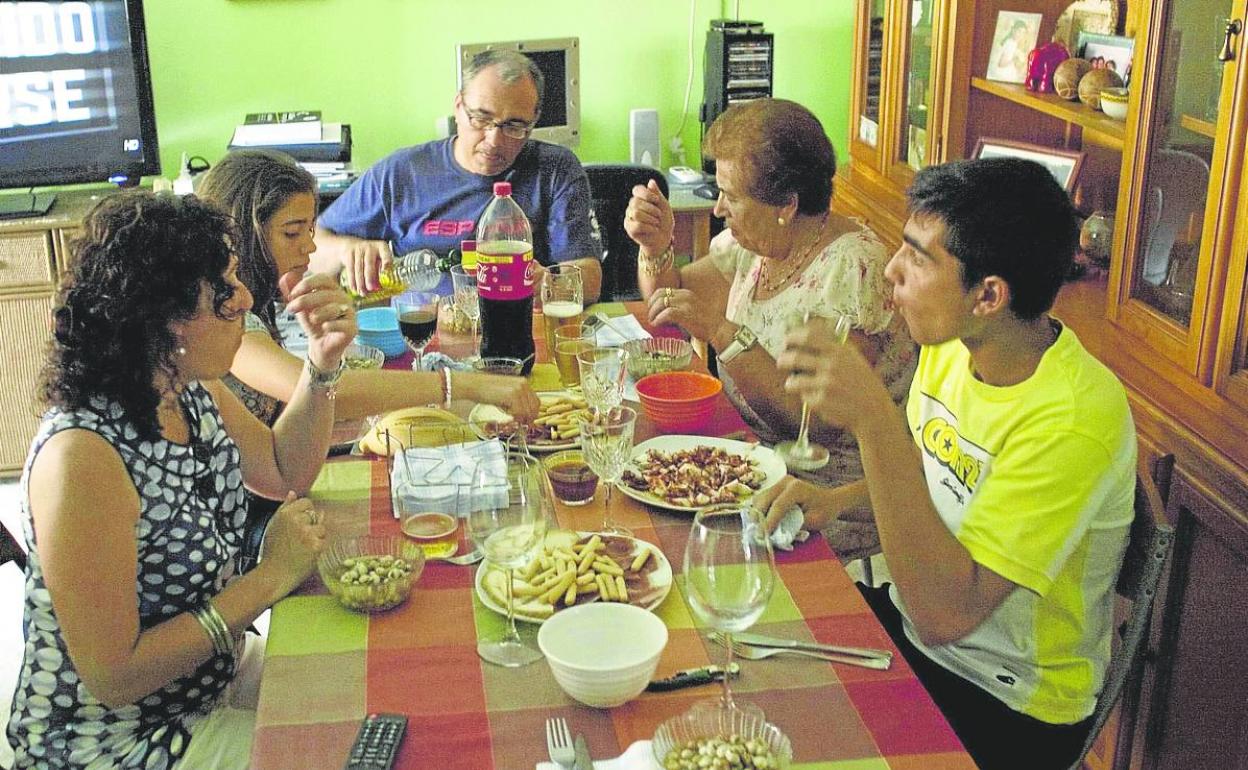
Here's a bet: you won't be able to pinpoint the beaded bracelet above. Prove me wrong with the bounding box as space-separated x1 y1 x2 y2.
192 600 233 657
640 242 675 277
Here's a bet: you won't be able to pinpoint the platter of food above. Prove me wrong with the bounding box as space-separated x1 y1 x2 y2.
475 529 672 623
618 435 785 512
467 392 589 452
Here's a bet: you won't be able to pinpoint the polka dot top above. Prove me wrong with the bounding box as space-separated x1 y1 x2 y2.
7 382 247 769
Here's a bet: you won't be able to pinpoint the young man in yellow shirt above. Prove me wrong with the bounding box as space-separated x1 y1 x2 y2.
757 157 1135 769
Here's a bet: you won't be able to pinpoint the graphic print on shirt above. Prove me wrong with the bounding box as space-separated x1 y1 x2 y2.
915 393 994 529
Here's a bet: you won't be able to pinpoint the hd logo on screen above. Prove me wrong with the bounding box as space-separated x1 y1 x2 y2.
0 2 124 139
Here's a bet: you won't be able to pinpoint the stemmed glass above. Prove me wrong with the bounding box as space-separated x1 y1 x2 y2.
683 503 776 718
577 347 629 411
775 312 852 472
579 405 637 537
450 265 481 358
393 291 440 370
466 450 549 667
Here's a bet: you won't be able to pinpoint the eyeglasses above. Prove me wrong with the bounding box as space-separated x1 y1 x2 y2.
461 105 536 140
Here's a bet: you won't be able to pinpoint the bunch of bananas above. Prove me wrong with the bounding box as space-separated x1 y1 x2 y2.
357 407 475 456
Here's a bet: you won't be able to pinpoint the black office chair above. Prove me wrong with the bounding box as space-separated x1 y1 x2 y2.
583 164 668 301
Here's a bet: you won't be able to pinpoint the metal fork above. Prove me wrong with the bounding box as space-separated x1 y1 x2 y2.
545 716 575 768
710 632 891 671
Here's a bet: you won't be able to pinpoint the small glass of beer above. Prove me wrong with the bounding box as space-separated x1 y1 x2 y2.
553 325 592 389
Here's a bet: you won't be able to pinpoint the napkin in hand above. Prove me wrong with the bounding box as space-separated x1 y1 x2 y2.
390 438 506 517
769 506 810 551
534 739 656 769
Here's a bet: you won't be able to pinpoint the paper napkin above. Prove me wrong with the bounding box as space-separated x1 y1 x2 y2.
535 739 657 769
390 438 507 516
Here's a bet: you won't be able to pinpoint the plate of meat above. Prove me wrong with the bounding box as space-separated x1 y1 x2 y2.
618 435 785 512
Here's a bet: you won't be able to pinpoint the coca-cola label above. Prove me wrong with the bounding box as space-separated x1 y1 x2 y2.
476 247 535 300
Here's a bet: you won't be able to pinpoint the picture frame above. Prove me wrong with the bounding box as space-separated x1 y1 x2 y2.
1077 32 1136 86
1054 0 1118 51
985 11 1043 84
972 138 1086 192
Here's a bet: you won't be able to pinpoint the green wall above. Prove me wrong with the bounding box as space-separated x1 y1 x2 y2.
139 0 856 179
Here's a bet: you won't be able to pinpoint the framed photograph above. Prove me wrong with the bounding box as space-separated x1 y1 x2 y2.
1054 0 1118 50
972 138 1086 192
1078 32 1135 86
985 11 1043 84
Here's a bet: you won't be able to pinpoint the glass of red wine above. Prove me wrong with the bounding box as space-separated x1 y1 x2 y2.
393 291 440 370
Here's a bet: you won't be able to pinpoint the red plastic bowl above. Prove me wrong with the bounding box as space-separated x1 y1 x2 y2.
635 371 722 433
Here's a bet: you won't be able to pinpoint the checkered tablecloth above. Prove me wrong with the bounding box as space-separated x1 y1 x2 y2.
251 302 972 769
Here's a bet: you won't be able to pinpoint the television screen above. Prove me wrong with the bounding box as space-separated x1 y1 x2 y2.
456 37 580 149
0 0 160 191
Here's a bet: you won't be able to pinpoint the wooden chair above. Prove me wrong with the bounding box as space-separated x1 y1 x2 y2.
1069 463 1175 770
0 517 24 572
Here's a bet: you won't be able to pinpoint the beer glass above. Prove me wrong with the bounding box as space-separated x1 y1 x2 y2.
540 264 584 359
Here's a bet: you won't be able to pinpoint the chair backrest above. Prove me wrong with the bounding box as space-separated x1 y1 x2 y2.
1069 467 1174 769
582 164 668 301
1 517 25 572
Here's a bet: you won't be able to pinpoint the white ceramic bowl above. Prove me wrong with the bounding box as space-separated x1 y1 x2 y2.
537 602 668 707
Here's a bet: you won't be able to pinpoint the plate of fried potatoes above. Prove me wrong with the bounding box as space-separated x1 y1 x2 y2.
467 391 589 451
475 529 673 623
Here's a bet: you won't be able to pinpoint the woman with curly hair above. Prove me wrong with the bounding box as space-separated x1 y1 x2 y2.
7 191 353 769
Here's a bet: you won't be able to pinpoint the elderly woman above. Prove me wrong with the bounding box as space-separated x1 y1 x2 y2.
7 191 350 769
626 99 916 521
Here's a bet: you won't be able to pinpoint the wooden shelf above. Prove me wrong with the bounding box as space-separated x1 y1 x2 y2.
1179 113 1216 138
970 78 1126 148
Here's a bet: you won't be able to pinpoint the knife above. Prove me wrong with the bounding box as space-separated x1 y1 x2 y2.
573 734 593 770
645 663 741 692
733 632 893 662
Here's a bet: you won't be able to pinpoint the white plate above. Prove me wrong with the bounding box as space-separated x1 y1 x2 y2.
474 532 673 624
467 392 583 453
617 435 786 512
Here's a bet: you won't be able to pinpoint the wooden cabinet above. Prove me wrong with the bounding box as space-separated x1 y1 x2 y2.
0 190 99 475
842 2 1248 769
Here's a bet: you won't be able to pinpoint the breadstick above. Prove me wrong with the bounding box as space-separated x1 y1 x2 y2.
630 547 652 572
615 575 629 603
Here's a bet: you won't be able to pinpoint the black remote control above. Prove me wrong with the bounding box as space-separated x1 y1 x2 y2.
344 712 407 770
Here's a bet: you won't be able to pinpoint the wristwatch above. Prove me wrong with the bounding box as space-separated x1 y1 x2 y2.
305 357 346 399
717 325 757 364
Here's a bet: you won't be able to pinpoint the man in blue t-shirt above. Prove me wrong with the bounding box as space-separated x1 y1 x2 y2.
312 49 603 301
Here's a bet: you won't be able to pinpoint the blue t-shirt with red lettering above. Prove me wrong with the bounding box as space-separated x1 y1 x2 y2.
320 137 600 292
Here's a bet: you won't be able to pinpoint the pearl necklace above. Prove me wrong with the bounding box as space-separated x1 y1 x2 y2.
758 216 829 294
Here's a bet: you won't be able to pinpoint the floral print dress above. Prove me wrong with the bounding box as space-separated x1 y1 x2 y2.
711 225 918 488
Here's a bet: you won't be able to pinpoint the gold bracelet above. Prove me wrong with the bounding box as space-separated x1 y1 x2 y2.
640 242 675 277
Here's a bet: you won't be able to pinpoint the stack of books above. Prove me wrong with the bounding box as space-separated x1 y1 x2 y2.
228 110 352 163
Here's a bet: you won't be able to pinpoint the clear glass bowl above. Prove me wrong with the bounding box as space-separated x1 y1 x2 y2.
652 706 793 769
621 337 693 380
344 342 384 370
317 535 425 613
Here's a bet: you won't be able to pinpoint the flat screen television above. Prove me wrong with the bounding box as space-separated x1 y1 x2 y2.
0 0 160 218
456 37 580 149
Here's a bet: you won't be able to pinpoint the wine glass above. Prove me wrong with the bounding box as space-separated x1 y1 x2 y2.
579 405 636 536
450 265 481 357
577 347 629 411
393 291 440 370
466 450 549 667
683 503 776 718
775 312 852 472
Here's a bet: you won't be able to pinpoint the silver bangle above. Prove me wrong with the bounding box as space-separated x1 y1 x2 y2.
305 357 345 400
192 600 233 657
441 367 453 409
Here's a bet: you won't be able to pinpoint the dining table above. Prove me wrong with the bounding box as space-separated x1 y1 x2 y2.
249 301 973 769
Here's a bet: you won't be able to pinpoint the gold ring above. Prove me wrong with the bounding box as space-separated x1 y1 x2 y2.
664 295 671 309
665 287 673 299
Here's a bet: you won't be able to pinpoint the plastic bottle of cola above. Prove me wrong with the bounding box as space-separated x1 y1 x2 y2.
339 246 441 302
476 181 536 373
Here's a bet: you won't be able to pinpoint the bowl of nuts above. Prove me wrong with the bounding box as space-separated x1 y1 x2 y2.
621 337 693 380
653 705 792 769
317 535 425 613
343 342 384 371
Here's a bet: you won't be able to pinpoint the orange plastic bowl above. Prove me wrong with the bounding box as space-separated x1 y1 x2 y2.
635 371 722 433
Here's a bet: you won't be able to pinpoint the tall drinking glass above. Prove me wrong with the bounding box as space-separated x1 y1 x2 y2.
466 451 549 667
684 503 775 718
577 347 629 411
553 325 593 390
580 405 636 536
775 312 852 472
540 264 584 358
393 291 440 370
450 265 481 358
